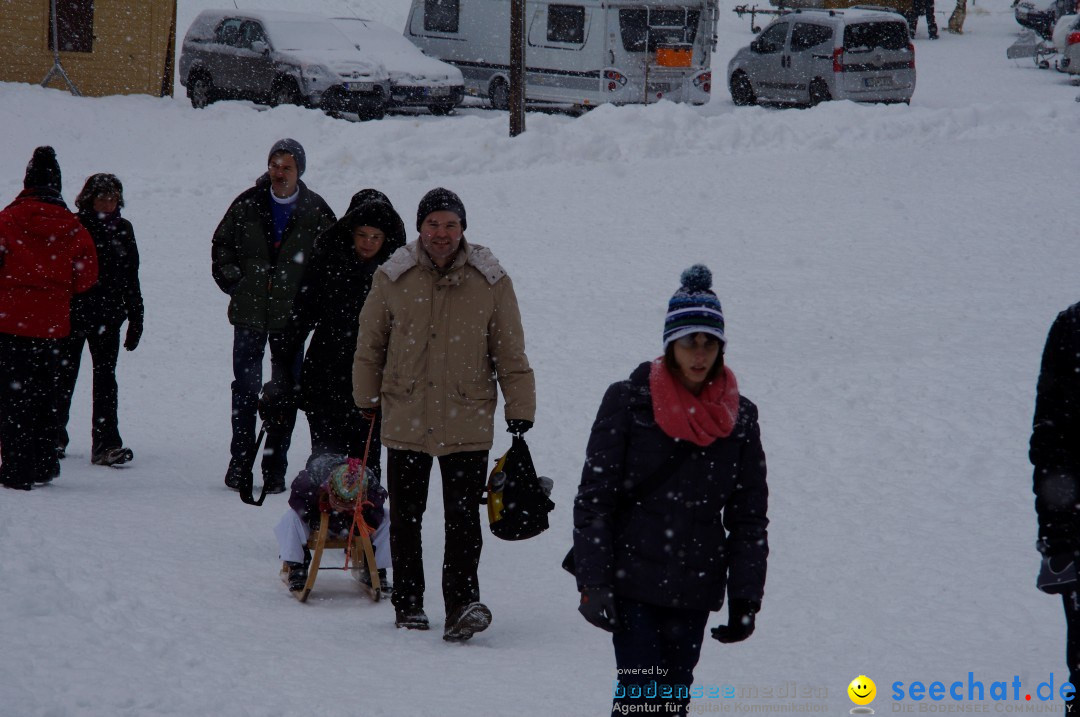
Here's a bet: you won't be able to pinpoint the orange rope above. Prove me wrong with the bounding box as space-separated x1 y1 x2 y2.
343 416 378 573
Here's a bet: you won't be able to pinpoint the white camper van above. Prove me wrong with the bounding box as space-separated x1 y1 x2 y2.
404 0 718 111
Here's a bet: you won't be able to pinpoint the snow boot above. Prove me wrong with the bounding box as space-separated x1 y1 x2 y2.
91 446 133 466
443 602 492 642
224 458 250 491
395 607 430 630
283 561 308 592
359 565 393 599
262 470 287 495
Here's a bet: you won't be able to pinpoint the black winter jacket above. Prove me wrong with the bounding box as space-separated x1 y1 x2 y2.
210 175 335 332
293 197 406 416
1030 302 1080 555
572 361 769 612
70 210 142 333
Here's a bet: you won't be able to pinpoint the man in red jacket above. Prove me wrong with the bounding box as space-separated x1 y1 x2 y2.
0 146 98 490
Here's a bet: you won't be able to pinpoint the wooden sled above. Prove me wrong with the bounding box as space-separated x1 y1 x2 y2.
281 512 382 603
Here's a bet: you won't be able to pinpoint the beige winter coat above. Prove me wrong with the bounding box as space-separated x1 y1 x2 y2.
352 239 535 456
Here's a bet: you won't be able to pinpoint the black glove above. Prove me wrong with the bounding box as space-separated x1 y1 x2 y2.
124 316 143 351
358 407 377 422
578 586 619 632
507 419 533 435
711 599 760 644
124 301 144 351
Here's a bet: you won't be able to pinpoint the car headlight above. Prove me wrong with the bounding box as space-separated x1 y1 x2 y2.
301 64 333 85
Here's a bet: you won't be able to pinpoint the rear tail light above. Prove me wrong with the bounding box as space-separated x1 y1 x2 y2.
693 71 711 93
1068 31 1080 45
907 42 915 68
832 47 845 73
604 69 627 91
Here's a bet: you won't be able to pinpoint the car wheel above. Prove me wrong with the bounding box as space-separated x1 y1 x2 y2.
729 72 756 106
270 78 302 107
429 104 455 116
808 78 831 107
357 91 387 121
188 74 214 109
489 78 510 111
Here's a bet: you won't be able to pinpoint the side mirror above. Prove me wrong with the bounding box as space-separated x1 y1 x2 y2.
750 38 764 52
251 40 269 55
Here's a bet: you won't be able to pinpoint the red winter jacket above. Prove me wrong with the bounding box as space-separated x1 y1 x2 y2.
0 190 98 338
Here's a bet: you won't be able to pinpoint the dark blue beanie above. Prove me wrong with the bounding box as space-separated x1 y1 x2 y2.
663 265 726 347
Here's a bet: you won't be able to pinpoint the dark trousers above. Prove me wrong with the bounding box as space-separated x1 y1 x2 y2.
386 448 487 616
906 0 938 37
307 407 381 476
230 327 302 478
1064 590 1080 715
611 599 711 717
0 334 61 487
54 323 123 455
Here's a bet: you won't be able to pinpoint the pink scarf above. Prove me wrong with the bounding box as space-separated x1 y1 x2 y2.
649 358 741 446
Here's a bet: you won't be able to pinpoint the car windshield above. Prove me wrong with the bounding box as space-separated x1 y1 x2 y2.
266 21 356 51
619 8 701 52
843 21 909 51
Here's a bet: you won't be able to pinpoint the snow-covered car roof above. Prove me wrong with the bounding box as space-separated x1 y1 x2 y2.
331 17 463 84
782 6 909 23
184 9 359 51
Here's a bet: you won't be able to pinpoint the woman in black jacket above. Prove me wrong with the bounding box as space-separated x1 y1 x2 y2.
55 174 143 467
293 190 406 467
571 265 769 717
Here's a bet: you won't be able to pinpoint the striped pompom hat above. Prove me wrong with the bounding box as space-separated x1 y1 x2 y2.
663 264 726 347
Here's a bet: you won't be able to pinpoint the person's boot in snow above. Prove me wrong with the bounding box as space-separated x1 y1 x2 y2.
443 602 492 642
91 446 133 466
395 607 429 630
224 457 249 490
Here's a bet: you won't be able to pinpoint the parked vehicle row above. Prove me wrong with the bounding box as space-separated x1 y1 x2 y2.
178 9 465 118
403 0 718 112
727 7 916 107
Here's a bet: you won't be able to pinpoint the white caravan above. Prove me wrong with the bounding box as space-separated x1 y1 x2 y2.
403 0 718 110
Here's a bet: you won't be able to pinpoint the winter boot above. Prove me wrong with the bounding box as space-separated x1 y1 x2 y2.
281 547 311 593
395 607 430 630
358 565 393 599
224 457 250 491
443 602 492 642
262 469 287 495
283 561 308 592
91 446 133 467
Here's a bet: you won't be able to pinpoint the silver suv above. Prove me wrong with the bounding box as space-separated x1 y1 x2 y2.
179 10 391 120
727 8 915 107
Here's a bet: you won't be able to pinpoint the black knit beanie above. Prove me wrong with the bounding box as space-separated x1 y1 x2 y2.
416 187 466 232
268 138 305 177
24 146 62 193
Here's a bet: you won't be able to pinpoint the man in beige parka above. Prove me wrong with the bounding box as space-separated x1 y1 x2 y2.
353 187 535 641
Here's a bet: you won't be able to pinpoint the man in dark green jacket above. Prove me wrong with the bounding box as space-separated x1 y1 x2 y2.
211 138 335 493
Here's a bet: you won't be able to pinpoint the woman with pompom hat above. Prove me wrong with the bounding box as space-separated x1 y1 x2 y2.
570 265 770 717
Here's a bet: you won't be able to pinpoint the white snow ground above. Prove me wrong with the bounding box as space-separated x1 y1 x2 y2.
1 1 1079 715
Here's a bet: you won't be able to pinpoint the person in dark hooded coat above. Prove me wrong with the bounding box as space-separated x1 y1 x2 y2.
292 190 406 466
54 173 143 467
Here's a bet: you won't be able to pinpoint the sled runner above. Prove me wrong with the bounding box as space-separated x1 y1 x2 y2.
282 511 382 603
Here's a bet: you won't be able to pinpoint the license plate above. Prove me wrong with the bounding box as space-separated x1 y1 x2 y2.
647 83 671 93
430 86 450 97
344 82 373 92
864 76 894 88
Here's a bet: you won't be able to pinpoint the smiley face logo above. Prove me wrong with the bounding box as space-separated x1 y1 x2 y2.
848 675 877 706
